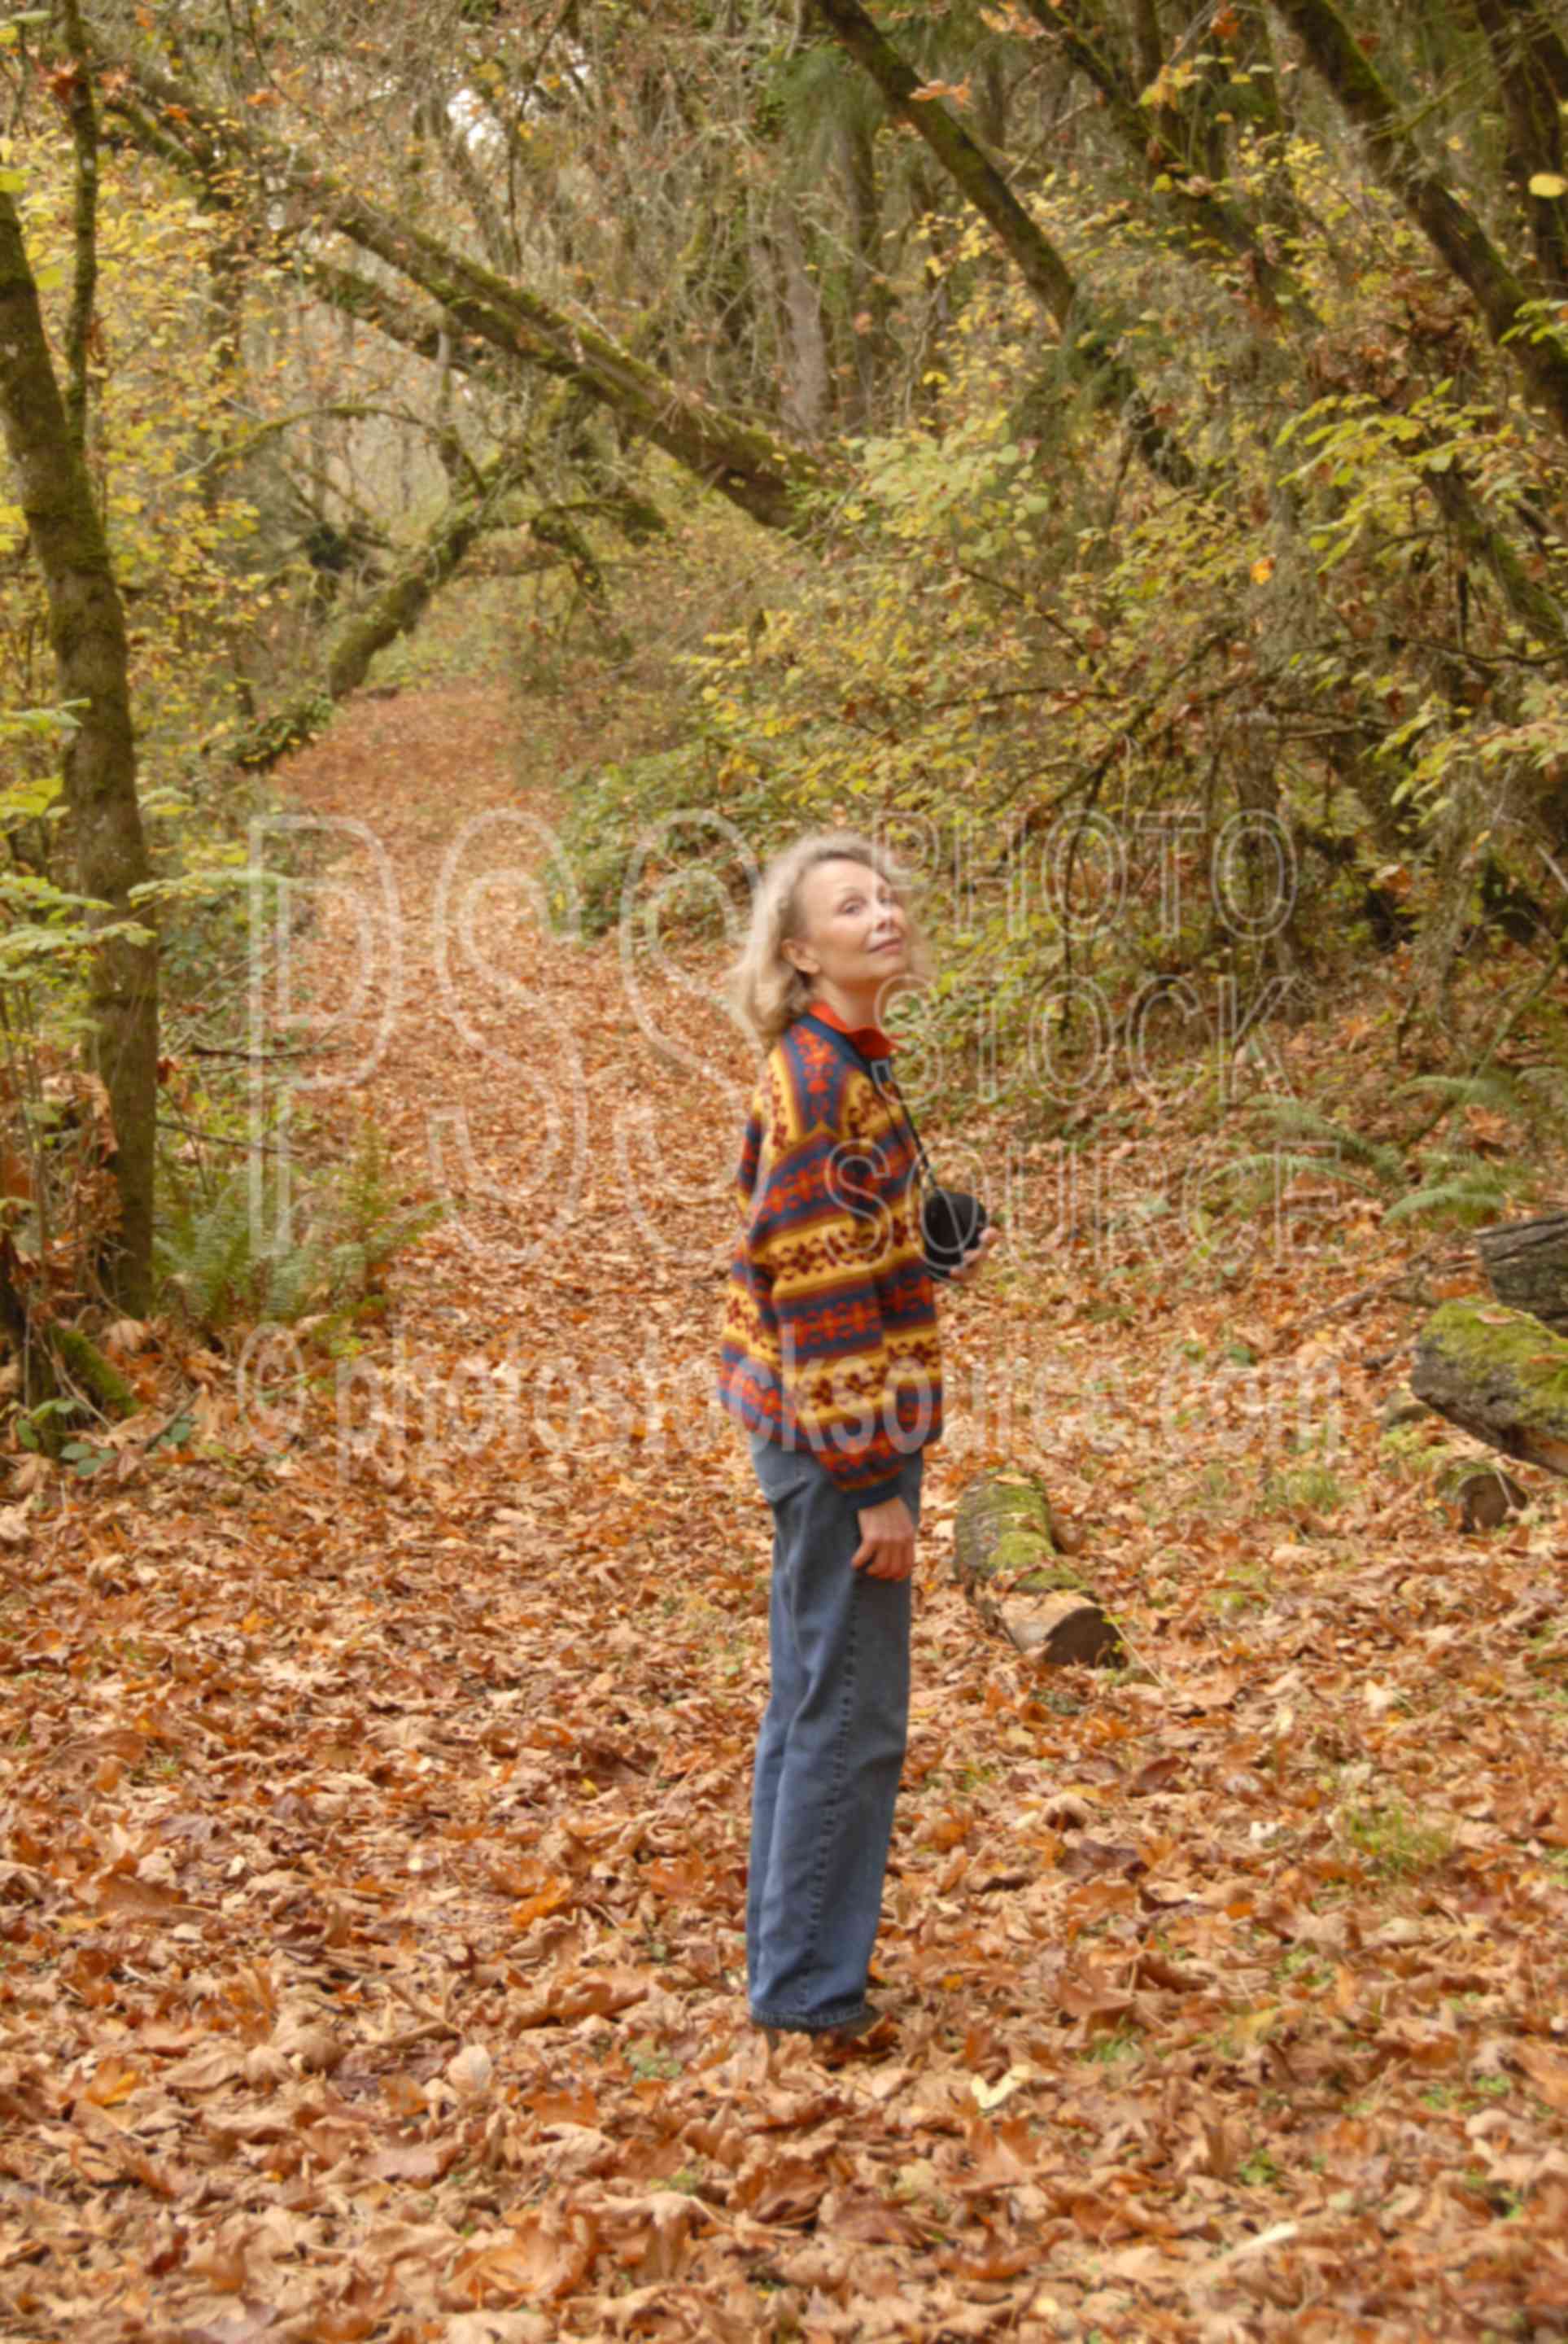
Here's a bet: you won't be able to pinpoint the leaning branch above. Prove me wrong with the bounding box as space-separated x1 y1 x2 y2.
804 0 1197 486
1273 0 1568 446
98 56 827 535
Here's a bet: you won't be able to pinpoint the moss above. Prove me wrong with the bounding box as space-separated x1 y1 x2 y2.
53 1326 136 1418
1426 1299 1568 1425
1014 1564 1085 1594
983 1526 1054 1577
972 1474 1054 1538
957 1471 1085 1590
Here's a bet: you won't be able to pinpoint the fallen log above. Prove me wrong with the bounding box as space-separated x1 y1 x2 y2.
950 1470 1120 1666
1410 1299 1568 1477
1475 1212 1568 1333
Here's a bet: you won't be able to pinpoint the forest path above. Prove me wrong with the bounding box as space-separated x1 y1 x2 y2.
6 682 1566 2340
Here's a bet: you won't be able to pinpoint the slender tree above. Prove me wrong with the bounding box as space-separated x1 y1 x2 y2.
1272 0 1568 444
804 0 1197 484
0 185 157 1310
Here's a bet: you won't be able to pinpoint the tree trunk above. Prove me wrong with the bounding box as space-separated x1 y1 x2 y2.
1470 0 1568 291
1475 1212 1568 1332
805 0 1198 486
950 1470 1121 1665
1272 0 1568 446
773 203 831 440
837 109 893 423
1129 0 1164 92
0 188 157 1312
1410 1299 1568 1475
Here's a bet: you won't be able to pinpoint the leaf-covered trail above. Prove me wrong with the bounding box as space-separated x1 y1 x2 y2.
4 684 1568 2342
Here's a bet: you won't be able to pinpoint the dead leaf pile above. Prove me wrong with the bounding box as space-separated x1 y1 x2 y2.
0 687 1564 2341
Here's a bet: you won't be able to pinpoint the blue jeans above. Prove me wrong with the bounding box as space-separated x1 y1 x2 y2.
745 1429 924 2031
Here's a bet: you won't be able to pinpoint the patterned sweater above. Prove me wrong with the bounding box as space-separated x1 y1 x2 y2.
717 1002 942 1506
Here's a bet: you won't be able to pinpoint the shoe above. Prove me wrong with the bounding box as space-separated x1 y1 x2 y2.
751 2001 885 2049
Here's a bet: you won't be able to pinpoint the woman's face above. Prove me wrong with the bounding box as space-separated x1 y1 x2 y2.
784 858 909 996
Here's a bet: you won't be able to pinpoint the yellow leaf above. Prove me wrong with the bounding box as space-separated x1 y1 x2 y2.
84 2056 142 2106
1251 555 1276 584
971 2062 1037 2110
1529 172 1567 198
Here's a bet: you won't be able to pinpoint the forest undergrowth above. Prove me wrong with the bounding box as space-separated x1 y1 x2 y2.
1 645 1566 2343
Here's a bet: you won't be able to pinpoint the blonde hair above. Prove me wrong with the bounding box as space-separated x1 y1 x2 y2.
723 829 934 1052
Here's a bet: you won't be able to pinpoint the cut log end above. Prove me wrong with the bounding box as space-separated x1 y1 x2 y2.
1009 1591 1124 1668
1452 1466 1530 1533
952 1468 1120 1669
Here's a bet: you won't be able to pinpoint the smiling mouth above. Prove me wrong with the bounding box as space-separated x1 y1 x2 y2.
871 938 904 952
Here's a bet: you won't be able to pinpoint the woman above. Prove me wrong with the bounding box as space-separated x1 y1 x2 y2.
717 829 1000 2041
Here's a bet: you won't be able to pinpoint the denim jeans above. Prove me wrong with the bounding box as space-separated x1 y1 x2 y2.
745 1428 925 2031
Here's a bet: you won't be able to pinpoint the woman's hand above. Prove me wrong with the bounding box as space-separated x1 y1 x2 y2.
851 1493 917 1580
948 1224 1002 1288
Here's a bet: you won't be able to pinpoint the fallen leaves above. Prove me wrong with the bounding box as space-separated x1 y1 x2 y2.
0 689 1564 2341
1516 2040 1568 2114
454 2208 601 2306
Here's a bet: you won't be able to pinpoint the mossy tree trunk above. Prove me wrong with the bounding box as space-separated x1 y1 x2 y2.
232 440 586 768
0 187 156 1312
804 0 1197 487
323 444 531 702
59 0 100 457
1410 1299 1568 1476
0 1237 136 1442
950 1469 1120 1665
1272 0 1568 446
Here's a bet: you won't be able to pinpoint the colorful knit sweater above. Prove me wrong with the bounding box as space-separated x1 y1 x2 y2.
717 1001 942 1506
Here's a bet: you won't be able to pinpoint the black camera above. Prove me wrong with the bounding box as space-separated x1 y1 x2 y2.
921 1185 989 1281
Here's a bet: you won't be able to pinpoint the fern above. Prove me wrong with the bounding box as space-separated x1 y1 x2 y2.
157 1182 271 1325
1399 1065 1568 1140
1248 1101 1404 1186
1385 1154 1525 1229
1398 1070 1523 1114
156 1122 443 1332
1219 1148 1387 1200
